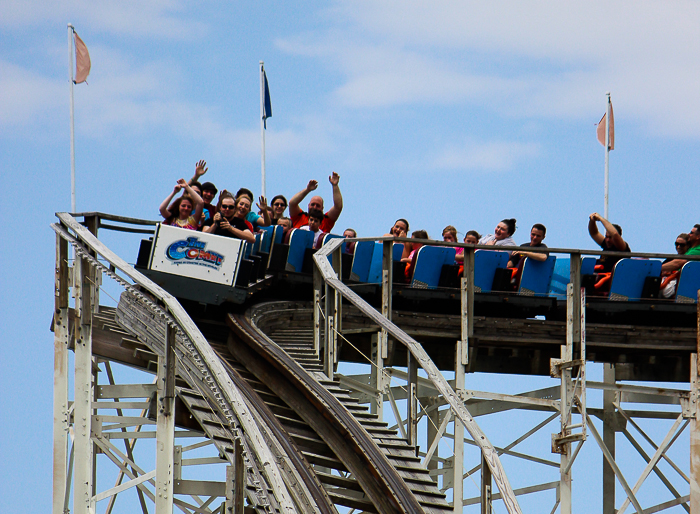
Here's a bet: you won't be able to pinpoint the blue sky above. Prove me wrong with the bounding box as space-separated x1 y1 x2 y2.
2 1 699 512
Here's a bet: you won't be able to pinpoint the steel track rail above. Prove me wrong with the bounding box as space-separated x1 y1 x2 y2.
227 313 426 514
52 213 298 513
313 238 524 514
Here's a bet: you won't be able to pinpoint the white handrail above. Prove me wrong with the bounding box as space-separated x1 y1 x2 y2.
53 213 298 514
313 238 523 514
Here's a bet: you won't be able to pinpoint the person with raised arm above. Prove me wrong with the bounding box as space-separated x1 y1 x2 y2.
588 212 630 273
159 178 203 230
289 172 343 232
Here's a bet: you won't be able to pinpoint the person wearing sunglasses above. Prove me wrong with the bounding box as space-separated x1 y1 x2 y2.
662 225 700 273
673 234 690 255
268 195 288 225
202 191 255 243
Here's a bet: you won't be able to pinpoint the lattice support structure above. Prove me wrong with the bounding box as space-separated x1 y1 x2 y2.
320 241 696 514
51 215 282 514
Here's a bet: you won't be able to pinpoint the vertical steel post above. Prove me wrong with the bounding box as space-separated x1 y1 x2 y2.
559 283 575 514
73 255 94 514
603 363 616 514
481 451 492 514
53 235 70 514
426 403 440 482
463 247 475 371
407 353 418 449
691 294 700 512
454 340 466 513
324 281 337 379
370 241 394 420
155 326 176 514
370 333 384 418
332 245 342 369
83 215 100 312
381 240 393 361
312 265 322 356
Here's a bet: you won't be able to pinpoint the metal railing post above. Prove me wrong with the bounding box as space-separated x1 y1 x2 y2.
463 247 475 371
324 281 337 379
381 240 393 362
454 339 466 513
313 265 322 356
407 352 418 449
370 333 384 418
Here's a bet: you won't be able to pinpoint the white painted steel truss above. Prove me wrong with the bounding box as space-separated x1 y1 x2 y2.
313 239 699 513
53 215 700 514
54 356 241 514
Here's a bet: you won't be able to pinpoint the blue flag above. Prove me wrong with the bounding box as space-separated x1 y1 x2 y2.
262 69 272 129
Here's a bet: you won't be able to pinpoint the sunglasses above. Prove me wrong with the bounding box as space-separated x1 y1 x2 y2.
676 242 687 247
273 202 286 207
220 205 235 210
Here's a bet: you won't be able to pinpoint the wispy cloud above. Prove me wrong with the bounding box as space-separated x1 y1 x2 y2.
0 37 338 159
432 139 540 172
279 0 700 137
0 60 64 129
1 0 205 38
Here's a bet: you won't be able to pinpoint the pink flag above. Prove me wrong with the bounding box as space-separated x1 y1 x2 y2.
74 32 91 84
596 103 614 150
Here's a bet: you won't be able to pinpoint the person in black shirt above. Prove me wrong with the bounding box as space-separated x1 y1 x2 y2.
203 193 255 243
508 224 548 268
588 212 630 273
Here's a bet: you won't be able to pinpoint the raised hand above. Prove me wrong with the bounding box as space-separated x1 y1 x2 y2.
256 196 268 212
306 180 318 192
195 160 208 177
174 178 187 193
329 171 340 186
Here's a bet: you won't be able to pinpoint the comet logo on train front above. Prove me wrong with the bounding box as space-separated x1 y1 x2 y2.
166 237 224 270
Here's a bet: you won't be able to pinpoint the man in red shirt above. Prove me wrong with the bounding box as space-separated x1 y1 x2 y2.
289 172 343 233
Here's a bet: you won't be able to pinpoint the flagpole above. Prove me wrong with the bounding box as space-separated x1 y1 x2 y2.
68 23 76 213
604 92 611 219
260 61 266 198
